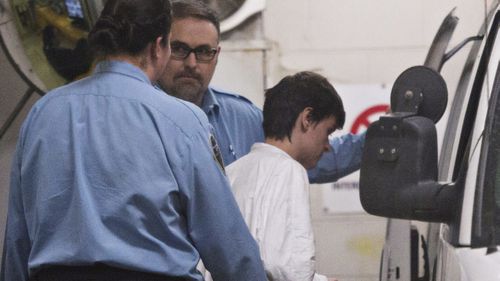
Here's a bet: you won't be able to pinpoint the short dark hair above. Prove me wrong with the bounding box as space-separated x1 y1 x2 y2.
171 0 220 38
263 71 345 141
88 0 172 57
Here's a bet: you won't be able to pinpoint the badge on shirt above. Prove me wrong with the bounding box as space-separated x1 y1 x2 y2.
210 134 226 174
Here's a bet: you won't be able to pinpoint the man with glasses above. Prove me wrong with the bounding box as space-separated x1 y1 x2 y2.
158 0 364 183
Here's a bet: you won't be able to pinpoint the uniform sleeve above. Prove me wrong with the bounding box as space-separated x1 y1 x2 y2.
1 136 31 281
308 131 366 183
178 127 266 281
261 164 318 281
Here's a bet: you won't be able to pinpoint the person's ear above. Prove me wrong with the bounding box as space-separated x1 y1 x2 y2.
151 35 169 61
300 107 314 131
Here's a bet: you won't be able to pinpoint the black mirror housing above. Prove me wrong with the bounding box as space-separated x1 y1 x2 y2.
391 66 448 123
360 113 455 222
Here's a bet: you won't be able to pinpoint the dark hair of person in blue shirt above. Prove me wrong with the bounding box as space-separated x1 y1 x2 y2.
263 71 346 141
88 0 172 58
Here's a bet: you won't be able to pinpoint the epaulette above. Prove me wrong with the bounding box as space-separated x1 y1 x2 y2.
210 86 255 105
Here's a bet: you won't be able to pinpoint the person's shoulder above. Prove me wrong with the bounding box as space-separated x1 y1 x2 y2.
278 153 305 172
46 79 210 137
210 87 260 110
270 150 308 179
227 146 307 187
27 76 90 111
153 92 211 135
229 144 300 172
210 86 252 103
170 96 209 123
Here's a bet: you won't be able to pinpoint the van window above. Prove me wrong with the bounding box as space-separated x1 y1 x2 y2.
453 14 500 182
492 64 500 242
476 61 500 247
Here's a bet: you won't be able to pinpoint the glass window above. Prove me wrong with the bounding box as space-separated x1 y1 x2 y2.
478 61 500 246
470 11 500 247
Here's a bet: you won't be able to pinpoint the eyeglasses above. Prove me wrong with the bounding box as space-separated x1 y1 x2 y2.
170 42 218 62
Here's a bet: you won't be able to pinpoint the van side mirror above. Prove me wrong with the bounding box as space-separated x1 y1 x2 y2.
359 66 457 222
391 66 448 123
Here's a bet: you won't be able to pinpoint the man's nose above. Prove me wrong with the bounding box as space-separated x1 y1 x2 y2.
184 52 197 67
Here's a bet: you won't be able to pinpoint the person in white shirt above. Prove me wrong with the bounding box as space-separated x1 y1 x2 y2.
226 71 344 281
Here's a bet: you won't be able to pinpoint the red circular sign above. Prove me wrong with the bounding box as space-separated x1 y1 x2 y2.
351 104 390 134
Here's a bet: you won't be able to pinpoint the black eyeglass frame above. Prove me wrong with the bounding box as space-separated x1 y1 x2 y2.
170 42 218 62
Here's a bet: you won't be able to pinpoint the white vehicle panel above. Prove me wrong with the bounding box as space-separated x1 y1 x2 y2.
457 247 500 281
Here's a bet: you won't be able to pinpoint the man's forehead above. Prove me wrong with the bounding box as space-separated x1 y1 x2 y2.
321 115 338 129
171 17 219 40
328 116 339 131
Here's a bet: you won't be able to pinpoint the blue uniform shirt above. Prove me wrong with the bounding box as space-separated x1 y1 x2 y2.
1 61 266 281
201 87 365 183
201 87 265 164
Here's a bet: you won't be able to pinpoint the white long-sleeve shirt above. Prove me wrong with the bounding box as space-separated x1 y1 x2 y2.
226 143 328 281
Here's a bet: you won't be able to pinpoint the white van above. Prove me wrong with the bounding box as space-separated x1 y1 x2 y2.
359 1 500 280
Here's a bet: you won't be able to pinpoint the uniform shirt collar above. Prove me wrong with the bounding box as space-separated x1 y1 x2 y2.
201 87 220 114
94 60 151 84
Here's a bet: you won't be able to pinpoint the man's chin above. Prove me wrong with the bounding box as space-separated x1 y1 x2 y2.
172 84 204 104
307 158 322 170
174 78 202 89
